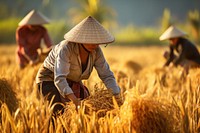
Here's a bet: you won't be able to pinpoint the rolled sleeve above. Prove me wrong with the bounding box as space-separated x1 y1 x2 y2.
54 45 73 97
94 48 120 95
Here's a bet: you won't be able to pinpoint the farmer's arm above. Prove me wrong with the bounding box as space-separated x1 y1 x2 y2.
16 27 33 61
94 47 120 95
164 45 174 66
174 45 185 66
54 45 79 106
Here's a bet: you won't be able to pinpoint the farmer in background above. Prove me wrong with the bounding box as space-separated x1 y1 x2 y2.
36 16 120 114
16 10 52 69
160 25 200 73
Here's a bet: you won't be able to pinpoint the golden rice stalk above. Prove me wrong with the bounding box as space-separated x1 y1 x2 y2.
61 94 122 133
0 103 17 133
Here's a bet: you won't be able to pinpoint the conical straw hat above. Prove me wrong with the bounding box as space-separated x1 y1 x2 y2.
64 16 114 44
159 26 187 41
18 10 50 26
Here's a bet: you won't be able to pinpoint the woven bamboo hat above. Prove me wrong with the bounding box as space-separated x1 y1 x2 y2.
159 25 187 41
18 10 50 26
64 16 114 44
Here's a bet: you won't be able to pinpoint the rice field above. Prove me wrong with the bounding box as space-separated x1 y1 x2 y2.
0 44 199 133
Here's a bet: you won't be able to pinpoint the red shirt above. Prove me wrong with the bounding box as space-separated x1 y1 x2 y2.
16 25 52 65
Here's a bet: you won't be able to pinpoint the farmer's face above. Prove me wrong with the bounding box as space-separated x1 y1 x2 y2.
27 25 40 31
83 44 99 52
169 38 179 45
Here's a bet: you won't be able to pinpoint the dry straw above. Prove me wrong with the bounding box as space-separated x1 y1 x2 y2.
130 98 182 133
120 95 183 133
0 78 18 113
82 89 123 118
60 88 123 132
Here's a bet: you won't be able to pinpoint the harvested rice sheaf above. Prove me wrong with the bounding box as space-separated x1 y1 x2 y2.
83 89 124 117
0 78 18 113
124 60 142 74
121 98 183 133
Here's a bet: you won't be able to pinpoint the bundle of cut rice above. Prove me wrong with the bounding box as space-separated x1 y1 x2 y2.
0 78 18 113
120 97 183 133
83 89 123 117
124 60 142 74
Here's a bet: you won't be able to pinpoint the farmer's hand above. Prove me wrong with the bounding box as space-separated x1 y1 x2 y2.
67 93 80 111
29 57 40 66
113 93 121 101
166 63 174 71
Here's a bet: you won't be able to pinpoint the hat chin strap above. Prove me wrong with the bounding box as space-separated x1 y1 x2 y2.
81 44 90 53
104 44 108 47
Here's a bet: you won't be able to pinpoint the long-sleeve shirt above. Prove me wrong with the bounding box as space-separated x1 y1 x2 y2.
16 25 52 64
165 38 200 66
36 40 120 97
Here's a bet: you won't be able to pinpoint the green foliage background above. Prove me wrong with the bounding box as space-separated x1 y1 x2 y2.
0 16 198 46
0 0 199 45
0 17 69 45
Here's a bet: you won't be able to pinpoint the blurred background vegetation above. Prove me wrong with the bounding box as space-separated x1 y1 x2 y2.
0 0 199 45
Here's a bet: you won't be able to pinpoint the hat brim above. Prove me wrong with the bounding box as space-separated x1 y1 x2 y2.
159 26 187 41
18 10 50 26
64 16 115 44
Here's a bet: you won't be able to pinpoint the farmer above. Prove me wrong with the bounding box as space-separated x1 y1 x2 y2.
16 10 52 69
36 16 120 114
160 25 200 73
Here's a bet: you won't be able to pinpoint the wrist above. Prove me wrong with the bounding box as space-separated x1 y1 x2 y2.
66 93 79 106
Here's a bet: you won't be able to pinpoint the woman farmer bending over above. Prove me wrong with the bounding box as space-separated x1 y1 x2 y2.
160 25 200 73
36 16 120 114
16 10 53 69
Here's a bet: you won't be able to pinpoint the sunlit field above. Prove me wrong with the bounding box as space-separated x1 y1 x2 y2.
0 44 199 133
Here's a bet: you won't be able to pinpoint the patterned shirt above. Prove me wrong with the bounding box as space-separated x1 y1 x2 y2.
36 40 120 97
